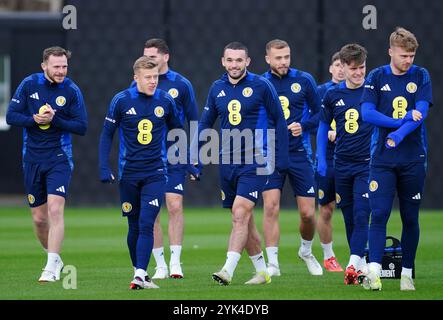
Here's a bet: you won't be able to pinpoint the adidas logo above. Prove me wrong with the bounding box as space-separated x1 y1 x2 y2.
149 199 159 207
381 84 391 91
56 186 65 193
335 99 345 106
362 193 369 198
174 184 183 191
30 92 39 100
126 107 137 115
217 90 226 98
249 191 258 199
412 193 421 200
307 187 315 194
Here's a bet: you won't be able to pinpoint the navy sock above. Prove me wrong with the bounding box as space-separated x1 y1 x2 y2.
340 205 354 248
368 197 392 264
127 214 139 268
399 200 420 268
350 197 370 257
135 207 160 270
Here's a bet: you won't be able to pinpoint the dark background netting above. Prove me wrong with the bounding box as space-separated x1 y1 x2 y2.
1 0 442 208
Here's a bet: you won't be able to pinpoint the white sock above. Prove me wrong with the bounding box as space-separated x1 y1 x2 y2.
249 252 267 273
170 245 182 266
347 254 361 269
369 262 382 276
266 247 279 267
401 267 413 278
359 257 368 273
299 238 313 256
44 252 60 272
152 247 167 268
321 242 335 260
222 251 241 277
135 268 146 279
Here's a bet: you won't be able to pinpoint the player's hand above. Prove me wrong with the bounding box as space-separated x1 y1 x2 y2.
327 130 336 142
386 138 396 148
33 104 55 124
402 109 422 124
187 163 201 181
287 122 302 137
100 168 115 184
411 110 422 121
385 132 402 149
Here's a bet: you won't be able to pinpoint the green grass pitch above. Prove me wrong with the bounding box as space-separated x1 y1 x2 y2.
1 206 442 300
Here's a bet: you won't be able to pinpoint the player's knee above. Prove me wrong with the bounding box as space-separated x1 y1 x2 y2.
264 200 279 219
33 215 48 228
299 206 315 223
319 205 333 221
47 204 63 221
232 207 250 226
167 200 183 217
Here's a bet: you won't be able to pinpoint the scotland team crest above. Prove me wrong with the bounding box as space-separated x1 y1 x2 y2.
122 202 132 213
28 194 35 205
406 82 417 93
168 88 179 98
291 83 301 93
154 106 165 118
56 96 66 107
369 180 379 192
242 87 253 97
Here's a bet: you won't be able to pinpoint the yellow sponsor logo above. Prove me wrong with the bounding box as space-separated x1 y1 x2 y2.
38 104 50 130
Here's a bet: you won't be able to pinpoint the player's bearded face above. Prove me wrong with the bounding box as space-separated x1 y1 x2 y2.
266 47 290 76
222 49 250 80
42 55 68 84
143 47 168 73
134 68 159 96
390 46 415 74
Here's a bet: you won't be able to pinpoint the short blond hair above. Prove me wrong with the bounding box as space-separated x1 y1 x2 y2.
389 27 419 52
133 56 158 73
266 39 289 53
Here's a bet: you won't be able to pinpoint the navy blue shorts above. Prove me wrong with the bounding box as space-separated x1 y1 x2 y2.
219 165 268 208
315 159 335 205
334 160 369 208
119 174 167 217
368 162 426 203
165 164 186 195
23 159 72 207
263 156 315 197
